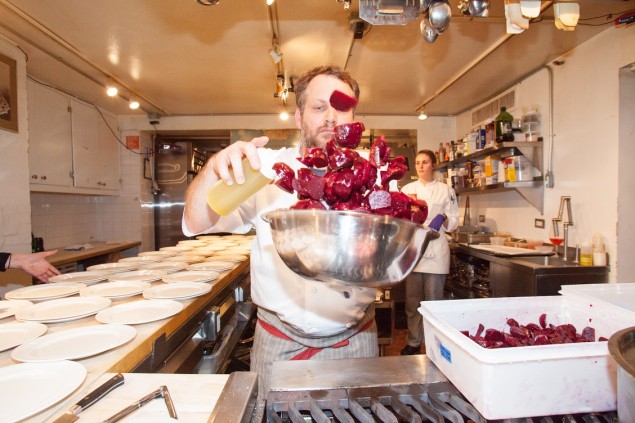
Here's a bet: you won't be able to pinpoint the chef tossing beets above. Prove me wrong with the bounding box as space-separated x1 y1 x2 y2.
183 65 380 400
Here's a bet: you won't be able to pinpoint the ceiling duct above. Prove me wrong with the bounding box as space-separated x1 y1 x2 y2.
359 0 421 25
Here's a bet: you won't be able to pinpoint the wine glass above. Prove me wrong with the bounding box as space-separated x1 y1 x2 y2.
549 219 564 258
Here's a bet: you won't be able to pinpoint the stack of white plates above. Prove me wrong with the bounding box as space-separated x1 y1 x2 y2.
143 282 211 300
15 296 112 323
48 271 109 285
0 361 87 422
139 262 187 273
211 253 247 263
161 270 219 284
86 263 138 273
0 321 48 352
11 324 136 362
165 255 205 264
5 283 86 302
108 270 167 283
118 256 162 264
0 300 34 319
95 299 184 325
188 261 234 272
138 250 178 258
80 281 151 299
159 245 193 253
177 240 207 248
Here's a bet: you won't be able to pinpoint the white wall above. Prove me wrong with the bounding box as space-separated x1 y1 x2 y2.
453 25 635 282
0 38 31 254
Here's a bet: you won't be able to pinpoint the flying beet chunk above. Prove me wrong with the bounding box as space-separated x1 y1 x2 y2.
333 122 365 149
329 89 358 112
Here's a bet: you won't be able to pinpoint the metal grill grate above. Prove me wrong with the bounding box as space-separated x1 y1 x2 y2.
264 383 619 423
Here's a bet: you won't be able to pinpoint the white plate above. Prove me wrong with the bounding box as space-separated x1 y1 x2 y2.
108 270 168 283
86 262 138 273
194 244 227 252
11 324 136 362
0 300 33 319
191 260 234 272
159 245 193 253
143 282 212 300
0 321 48 352
210 253 247 263
161 270 219 284
119 256 162 264
138 250 177 258
16 296 111 323
177 240 207 247
96 299 184 325
139 262 187 273
80 281 151 299
49 271 109 285
0 360 86 423
164 255 205 264
4 283 86 302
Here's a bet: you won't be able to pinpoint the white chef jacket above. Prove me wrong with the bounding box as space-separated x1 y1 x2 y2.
183 146 376 337
400 179 459 274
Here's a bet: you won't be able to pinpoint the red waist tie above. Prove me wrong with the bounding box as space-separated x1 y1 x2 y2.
258 318 374 360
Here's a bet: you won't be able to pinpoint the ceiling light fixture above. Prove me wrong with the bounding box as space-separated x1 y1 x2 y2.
279 110 289 120
505 0 529 33
554 1 580 31
267 0 275 5
129 99 140 110
418 110 428 120
105 83 118 97
519 0 541 18
195 0 220 5
268 47 283 64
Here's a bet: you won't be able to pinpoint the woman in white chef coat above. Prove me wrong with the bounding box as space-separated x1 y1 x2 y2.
399 149 458 355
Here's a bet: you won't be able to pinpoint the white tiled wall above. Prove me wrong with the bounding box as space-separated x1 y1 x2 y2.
30 131 155 251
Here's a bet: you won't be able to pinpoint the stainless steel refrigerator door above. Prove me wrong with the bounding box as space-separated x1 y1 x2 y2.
154 142 193 249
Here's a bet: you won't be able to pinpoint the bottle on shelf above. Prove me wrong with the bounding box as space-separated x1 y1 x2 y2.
444 142 450 162
495 106 514 142
592 233 607 266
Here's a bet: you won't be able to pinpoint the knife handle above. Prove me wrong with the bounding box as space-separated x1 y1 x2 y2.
74 373 125 413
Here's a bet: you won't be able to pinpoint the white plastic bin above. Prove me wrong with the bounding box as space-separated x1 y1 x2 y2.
560 283 635 314
419 296 635 419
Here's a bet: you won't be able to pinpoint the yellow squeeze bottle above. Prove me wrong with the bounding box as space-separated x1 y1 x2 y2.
206 149 282 216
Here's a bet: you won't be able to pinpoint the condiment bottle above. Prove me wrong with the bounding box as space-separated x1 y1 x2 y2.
207 148 282 216
592 233 607 266
579 243 593 266
495 107 514 142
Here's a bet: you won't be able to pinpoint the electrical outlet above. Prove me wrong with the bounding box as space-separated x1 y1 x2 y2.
478 215 485 223
535 218 545 229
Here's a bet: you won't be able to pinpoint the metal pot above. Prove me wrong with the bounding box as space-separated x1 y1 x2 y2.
608 326 635 423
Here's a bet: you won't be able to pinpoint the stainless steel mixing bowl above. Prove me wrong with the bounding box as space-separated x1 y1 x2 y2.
264 209 438 288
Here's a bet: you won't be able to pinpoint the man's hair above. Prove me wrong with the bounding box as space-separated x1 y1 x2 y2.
294 65 360 113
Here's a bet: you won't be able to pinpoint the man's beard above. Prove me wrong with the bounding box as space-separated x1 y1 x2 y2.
299 121 331 150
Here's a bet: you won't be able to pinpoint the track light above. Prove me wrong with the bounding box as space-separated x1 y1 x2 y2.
106 83 118 97
268 48 283 64
418 110 428 120
267 0 275 5
554 2 580 31
129 99 140 110
279 110 289 120
519 0 540 18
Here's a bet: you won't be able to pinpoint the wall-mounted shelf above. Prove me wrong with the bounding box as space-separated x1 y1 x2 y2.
437 141 544 212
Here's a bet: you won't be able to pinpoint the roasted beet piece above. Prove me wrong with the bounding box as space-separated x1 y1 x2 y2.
328 146 359 170
290 199 327 210
351 157 376 192
333 122 365 149
369 136 392 168
291 168 324 200
298 147 328 168
272 162 295 194
465 315 603 349
323 169 354 204
368 189 392 211
329 89 358 112
380 155 409 186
